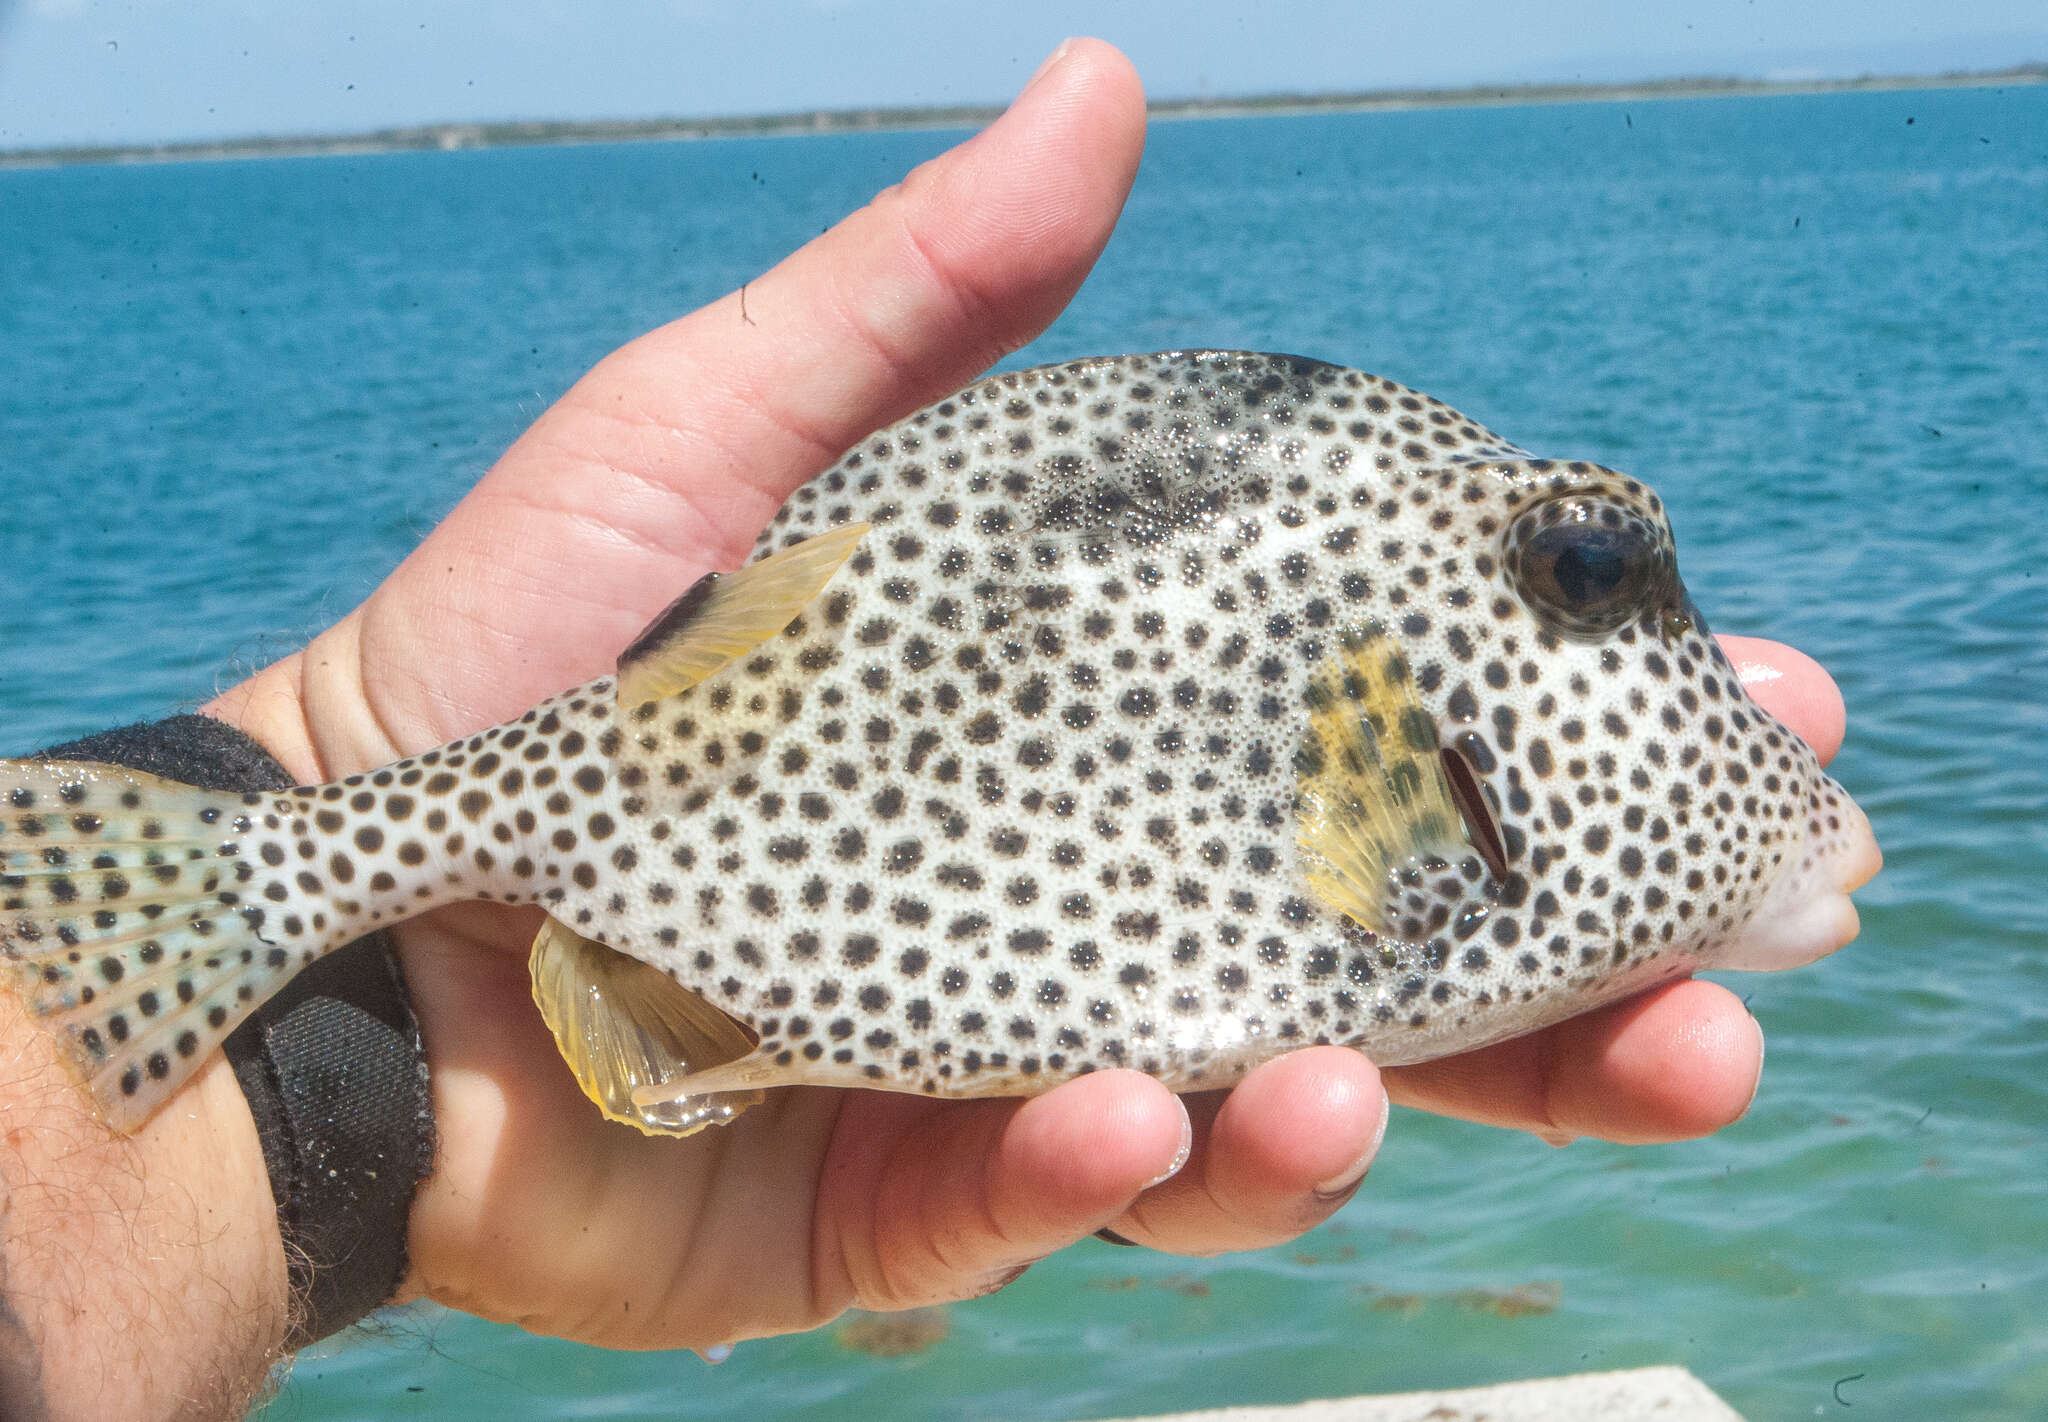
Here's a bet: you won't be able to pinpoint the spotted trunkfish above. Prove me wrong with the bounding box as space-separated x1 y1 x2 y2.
1 352 1880 1135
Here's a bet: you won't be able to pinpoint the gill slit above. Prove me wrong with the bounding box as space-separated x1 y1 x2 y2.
1439 746 1508 884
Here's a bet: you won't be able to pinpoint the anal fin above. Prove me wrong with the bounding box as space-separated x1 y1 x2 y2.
528 915 764 1137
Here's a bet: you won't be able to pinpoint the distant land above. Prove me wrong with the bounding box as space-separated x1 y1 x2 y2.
3 64 2041 169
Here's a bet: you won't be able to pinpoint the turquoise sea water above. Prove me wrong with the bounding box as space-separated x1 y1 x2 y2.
2 84 2043 1419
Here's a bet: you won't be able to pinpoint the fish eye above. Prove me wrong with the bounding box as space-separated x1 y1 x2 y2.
1506 495 1668 639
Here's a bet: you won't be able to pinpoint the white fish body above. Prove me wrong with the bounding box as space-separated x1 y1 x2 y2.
1 353 1879 1135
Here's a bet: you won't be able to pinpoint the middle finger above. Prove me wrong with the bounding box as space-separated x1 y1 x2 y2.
1102 1046 1387 1255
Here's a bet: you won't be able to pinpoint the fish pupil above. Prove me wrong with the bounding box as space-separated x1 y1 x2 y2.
1552 533 1629 605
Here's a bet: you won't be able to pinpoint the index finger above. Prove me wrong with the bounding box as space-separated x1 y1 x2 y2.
1716 633 1846 764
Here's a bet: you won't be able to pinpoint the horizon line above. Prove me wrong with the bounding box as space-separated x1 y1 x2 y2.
4 61 2042 171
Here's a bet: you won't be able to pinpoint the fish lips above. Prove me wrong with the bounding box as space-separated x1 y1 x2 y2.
1715 780 1880 972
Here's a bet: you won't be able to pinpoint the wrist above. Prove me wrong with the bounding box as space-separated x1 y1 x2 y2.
0 991 287 1421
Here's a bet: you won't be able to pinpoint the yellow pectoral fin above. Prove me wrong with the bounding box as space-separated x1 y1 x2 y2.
528 915 764 1137
616 523 869 709
1294 628 1470 937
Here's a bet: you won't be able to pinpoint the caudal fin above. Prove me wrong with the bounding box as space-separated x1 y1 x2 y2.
0 759 315 1131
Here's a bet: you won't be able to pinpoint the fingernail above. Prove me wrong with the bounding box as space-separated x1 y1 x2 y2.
1019 38 1074 97
696 1343 734 1364
1144 1098 1194 1189
970 1261 1035 1298
1535 1129 1578 1149
1313 1090 1389 1201
1741 1008 1767 1117
1094 1227 1141 1247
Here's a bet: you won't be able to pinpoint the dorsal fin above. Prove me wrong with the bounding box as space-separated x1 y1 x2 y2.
616 523 869 709
1293 628 1472 936
528 915 764 1137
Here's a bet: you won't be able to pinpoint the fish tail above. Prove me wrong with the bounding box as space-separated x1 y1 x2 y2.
0 757 333 1131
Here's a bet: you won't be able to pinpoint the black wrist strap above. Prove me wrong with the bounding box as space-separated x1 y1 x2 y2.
37 715 436 1347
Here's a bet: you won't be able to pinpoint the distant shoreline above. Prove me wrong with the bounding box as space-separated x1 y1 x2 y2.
4 64 2041 170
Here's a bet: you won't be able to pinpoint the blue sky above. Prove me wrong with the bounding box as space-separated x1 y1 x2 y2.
1 0 2043 149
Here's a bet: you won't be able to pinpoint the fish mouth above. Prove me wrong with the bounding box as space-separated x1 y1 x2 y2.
1713 781 1881 971
1441 745 1509 884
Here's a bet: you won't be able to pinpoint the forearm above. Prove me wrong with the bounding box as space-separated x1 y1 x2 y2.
0 993 288 1422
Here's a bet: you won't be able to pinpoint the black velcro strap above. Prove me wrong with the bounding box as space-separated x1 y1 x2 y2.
230 934 433 1346
37 715 436 1346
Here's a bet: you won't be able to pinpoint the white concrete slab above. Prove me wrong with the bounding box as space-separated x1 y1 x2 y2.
1079 1365 1744 1422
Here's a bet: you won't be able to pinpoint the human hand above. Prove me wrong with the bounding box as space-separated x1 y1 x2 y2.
201 39 1845 1352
